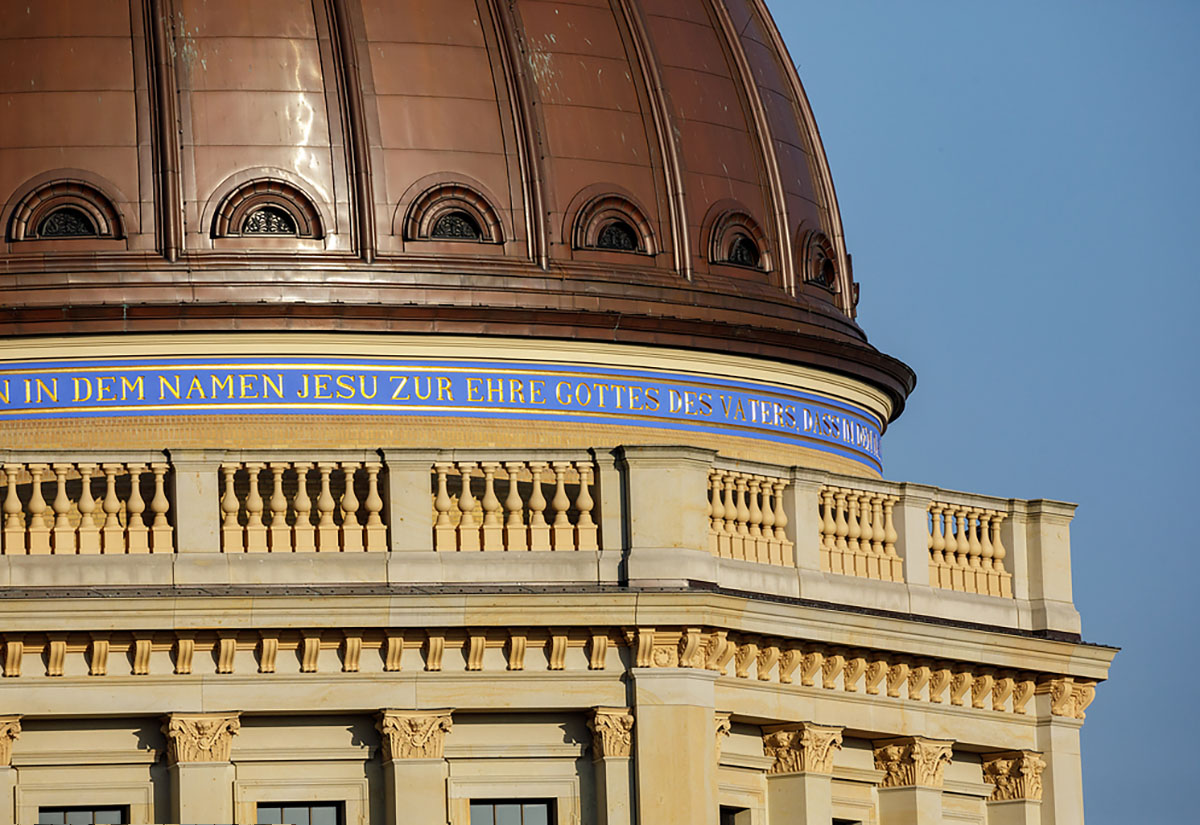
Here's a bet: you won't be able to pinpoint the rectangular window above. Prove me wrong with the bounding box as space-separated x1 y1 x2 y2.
256 803 342 825
469 800 553 825
37 808 127 825
719 807 751 825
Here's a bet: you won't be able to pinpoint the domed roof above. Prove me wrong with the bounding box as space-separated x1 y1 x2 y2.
0 0 914 417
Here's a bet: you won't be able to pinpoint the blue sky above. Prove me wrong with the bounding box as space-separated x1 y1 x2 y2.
766 1 1199 819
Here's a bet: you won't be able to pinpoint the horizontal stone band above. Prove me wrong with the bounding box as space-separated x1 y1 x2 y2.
0 356 884 470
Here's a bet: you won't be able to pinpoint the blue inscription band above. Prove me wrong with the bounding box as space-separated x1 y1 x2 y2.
0 356 884 470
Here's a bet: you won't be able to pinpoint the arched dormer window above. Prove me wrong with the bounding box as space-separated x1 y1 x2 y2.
573 195 655 255
802 231 839 291
212 180 322 239
405 184 502 243
7 180 123 242
708 209 770 272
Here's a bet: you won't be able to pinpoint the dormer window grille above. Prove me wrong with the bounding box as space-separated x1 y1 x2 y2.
431 211 483 241
728 234 761 269
37 207 98 238
596 220 638 251
242 205 298 236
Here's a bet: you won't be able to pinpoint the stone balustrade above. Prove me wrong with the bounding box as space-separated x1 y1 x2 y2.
218 458 387 553
0 453 173 554
927 499 1012 597
0 446 1081 635
707 467 793 566
818 484 902 581
432 459 598 552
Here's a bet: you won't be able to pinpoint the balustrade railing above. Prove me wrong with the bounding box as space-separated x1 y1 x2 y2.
219 459 387 553
1 456 173 554
927 500 1012 597
707 468 794 567
432 459 598 552
818 485 902 582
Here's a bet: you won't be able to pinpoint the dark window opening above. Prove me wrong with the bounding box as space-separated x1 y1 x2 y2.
596 220 638 252
469 800 553 825
720 806 751 825
256 802 342 825
431 211 483 240
37 207 97 238
728 234 761 268
818 256 837 286
37 807 127 825
242 205 298 236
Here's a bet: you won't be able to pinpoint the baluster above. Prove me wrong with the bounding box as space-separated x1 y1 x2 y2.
733 475 750 560
220 464 242 553
942 506 960 589
760 477 777 564
315 462 338 551
819 487 835 571
364 461 387 552
125 464 148 553
927 504 945 587
861 493 879 579
480 462 504 551
527 461 550 551
76 463 100 554
843 490 860 574
871 494 887 579
708 471 724 556
97 464 123 553
979 508 997 595
243 463 266 553
456 462 479 551
502 462 527 551
832 489 849 575
51 463 75 554
292 464 315 552
340 462 363 552
881 495 900 581
149 462 172 553
267 463 290 552
433 463 456 551
2 465 23 555
967 508 985 593
26 463 50 554
773 481 791 565
746 476 764 562
549 461 573 550
950 507 969 591
991 513 1012 597
574 461 598 552
720 472 736 559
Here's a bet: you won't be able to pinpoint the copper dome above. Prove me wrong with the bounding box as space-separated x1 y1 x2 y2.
0 0 914 417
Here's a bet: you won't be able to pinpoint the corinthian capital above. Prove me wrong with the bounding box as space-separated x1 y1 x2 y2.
0 716 19 766
873 736 955 788
983 750 1047 801
162 713 240 764
762 722 844 774
588 707 634 759
377 710 453 760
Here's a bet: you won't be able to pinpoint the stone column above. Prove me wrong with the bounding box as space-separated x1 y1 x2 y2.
762 722 843 824
588 707 634 825
0 717 20 825
632 667 719 825
1033 678 1093 825
982 750 1046 825
872 736 955 825
377 709 453 825
162 712 240 825
616 446 717 586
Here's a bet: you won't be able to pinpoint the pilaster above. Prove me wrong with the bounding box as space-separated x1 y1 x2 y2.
872 736 955 825
165 449 223 553
0 717 19 825
162 712 240 825
1033 682 1088 825
631 667 719 825
589 707 634 825
983 750 1046 825
762 722 843 824
377 709 453 825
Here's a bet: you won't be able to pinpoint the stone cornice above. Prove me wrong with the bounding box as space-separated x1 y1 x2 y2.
587 707 634 759
762 722 843 774
873 737 955 788
162 712 240 764
377 710 453 760
982 750 1046 801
